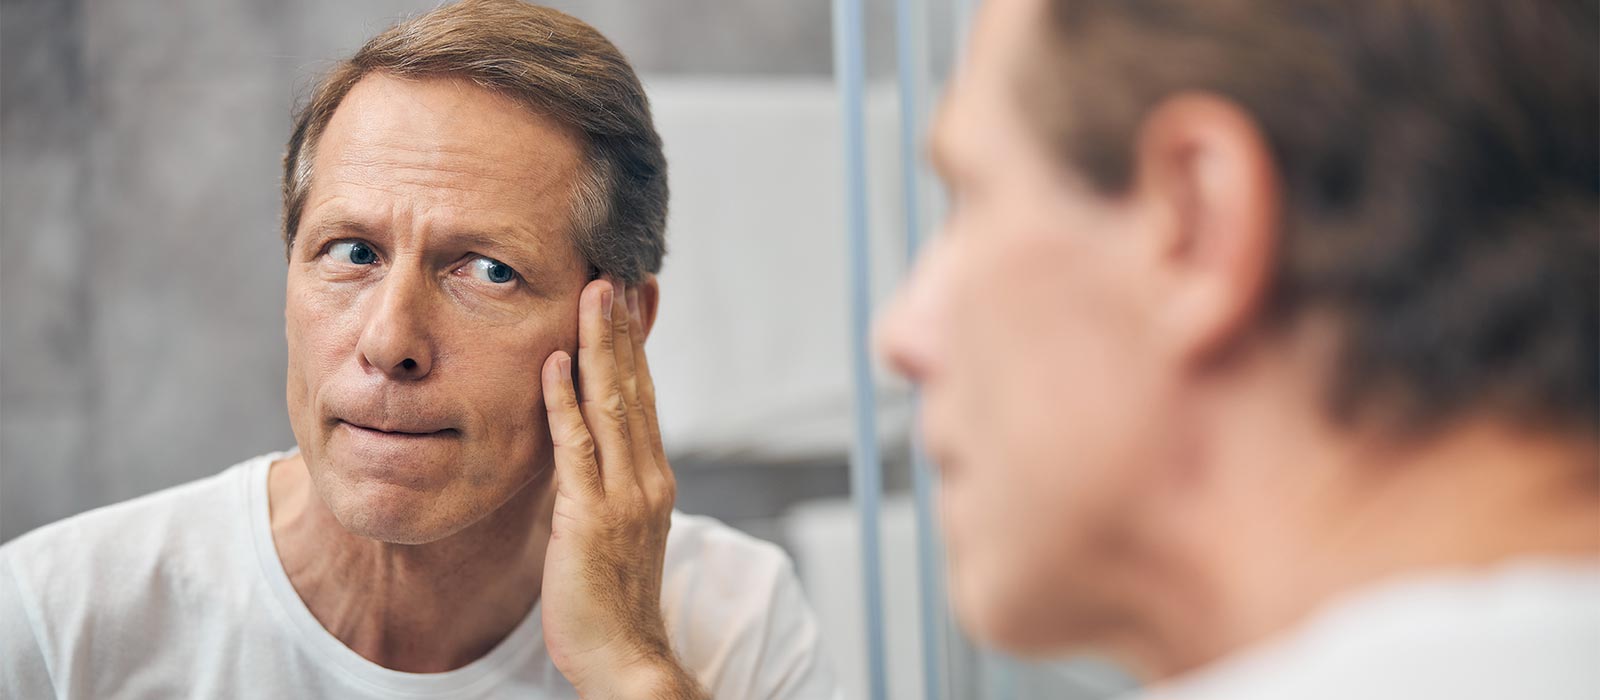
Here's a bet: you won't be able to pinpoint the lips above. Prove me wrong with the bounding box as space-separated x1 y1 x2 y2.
339 419 456 437
324 390 461 443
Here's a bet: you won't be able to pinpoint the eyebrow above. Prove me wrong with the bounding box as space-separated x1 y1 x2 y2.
294 218 373 255
301 217 549 270
304 218 372 242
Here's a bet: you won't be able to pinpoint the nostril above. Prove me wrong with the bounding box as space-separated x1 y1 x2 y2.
400 358 417 371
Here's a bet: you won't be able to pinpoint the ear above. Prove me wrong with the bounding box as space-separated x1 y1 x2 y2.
636 274 662 340
1131 92 1280 366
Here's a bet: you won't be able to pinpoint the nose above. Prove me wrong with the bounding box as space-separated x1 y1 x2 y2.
875 259 940 383
356 266 436 380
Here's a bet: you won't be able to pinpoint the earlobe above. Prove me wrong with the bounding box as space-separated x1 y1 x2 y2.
1134 92 1280 365
637 275 662 339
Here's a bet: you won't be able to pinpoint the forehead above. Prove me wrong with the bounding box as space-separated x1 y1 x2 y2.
931 0 1047 167
307 72 587 237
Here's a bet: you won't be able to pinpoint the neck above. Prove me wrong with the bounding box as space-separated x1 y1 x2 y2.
268 453 556 672
1123 412 1600 680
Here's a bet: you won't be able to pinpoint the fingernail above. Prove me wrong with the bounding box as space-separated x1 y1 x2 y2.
601 287 614 321
558 354 572 384
626 287 640 324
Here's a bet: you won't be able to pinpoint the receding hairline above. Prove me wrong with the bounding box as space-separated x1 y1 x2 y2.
280 0 669 283
284 69 604 257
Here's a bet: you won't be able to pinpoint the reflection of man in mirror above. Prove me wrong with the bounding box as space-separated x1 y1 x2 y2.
1 3 836 698
881 0 1597 697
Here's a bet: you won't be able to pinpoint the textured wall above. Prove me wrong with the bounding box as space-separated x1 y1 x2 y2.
0 0 904 542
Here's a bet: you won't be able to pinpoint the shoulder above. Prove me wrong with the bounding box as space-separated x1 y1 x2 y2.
663 510 792 583
660 511 839 698
1145 562 1600 700
660 511 802 626
2 454 264 574
660 511 798 636
0 452 280 634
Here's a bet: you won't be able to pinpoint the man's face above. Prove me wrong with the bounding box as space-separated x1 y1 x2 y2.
878 0 1173 650
284 73 591 545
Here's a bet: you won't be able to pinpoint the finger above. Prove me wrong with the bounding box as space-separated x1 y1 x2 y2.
576 278 637 494
626 285 675 504
542 350 601 499
614 285 657 490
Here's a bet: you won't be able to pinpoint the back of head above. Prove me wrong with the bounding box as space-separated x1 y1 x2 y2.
1021 0 1598 435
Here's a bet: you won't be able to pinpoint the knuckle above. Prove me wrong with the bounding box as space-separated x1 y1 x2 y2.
654 482 677 510
561 430 596 456
603 392 629 424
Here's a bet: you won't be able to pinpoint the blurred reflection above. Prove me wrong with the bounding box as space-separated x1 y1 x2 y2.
879 1 1598 699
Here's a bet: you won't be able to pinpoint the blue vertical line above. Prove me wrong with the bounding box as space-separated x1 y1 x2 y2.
893 1 948 700
831 0 889 699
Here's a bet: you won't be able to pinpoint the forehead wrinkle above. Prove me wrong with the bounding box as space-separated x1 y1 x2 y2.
311 149 580 242
318 80 585 204
327 138 570 192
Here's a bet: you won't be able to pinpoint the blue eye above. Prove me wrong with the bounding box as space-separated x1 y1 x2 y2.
466 257 517 284
329 241 378 265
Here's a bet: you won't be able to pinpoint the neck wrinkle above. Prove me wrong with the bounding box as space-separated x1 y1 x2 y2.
269 453 557 673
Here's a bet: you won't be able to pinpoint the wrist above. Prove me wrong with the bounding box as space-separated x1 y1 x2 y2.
576 647 705 700
613 654 683 698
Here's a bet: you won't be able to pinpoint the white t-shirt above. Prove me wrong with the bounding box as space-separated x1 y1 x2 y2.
1134 561 1600 700
0 451 839 699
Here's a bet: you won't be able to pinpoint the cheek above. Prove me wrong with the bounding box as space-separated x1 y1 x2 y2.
286 274 365 359
950 222 1152 473
933 225 1162 647
284 279 361 430
450 310 577 473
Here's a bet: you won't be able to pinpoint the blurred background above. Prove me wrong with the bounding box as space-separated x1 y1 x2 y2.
0 0 1132 698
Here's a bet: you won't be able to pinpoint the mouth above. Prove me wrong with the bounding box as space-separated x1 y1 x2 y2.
337 419 457 439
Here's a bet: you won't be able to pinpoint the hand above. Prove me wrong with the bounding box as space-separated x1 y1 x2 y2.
539 278 704 699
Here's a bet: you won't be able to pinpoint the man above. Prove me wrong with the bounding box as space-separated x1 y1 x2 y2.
0 2 835 698
878 0 1597 698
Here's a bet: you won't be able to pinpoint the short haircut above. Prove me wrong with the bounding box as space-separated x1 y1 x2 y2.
1021 0 1598 432
282 0 667 283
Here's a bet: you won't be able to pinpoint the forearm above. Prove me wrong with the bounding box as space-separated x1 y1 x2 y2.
608 654 708 700
568 645 707 700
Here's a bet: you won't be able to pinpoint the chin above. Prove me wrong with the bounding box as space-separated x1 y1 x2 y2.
322 477 483 545
950 556 1094 655
951 565 1031 650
